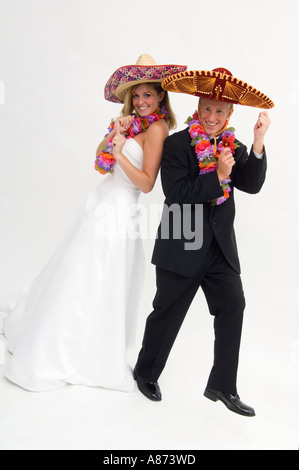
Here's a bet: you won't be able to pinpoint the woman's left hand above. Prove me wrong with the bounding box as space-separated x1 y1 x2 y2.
112 132 126 158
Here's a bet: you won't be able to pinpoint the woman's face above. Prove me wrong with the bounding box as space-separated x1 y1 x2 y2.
132 83 164 116
199 98 232 135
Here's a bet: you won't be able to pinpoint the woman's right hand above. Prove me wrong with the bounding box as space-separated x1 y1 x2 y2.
114 115 135 133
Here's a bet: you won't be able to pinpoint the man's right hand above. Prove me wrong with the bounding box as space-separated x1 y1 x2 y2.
217 147 235 182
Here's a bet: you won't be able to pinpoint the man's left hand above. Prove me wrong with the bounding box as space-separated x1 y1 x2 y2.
253 111 271 154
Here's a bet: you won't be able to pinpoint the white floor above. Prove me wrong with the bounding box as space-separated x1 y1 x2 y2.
0 287 298 451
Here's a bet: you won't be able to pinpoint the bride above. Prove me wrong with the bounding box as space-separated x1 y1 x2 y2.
0 54 186 392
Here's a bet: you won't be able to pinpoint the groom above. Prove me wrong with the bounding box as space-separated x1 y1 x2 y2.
134 68 273 417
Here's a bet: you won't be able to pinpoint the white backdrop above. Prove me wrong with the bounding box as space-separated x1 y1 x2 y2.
0 0 298 450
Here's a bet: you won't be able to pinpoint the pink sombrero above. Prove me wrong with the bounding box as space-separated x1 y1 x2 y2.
104 54 187 104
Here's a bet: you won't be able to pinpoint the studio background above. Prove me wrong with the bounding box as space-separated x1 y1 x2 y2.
0 0 298 450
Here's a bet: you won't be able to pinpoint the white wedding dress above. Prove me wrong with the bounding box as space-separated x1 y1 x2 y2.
1 138 145 392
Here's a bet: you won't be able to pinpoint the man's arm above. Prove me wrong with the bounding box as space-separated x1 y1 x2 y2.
222 112 271 195
232 144 267 194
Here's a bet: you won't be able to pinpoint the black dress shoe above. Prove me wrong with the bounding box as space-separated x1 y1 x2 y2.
204 388 255 417
133 369 162 401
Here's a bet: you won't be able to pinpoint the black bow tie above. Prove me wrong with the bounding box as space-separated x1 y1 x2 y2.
210 137 222 145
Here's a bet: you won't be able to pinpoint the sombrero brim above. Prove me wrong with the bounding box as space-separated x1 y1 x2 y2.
161 69 274 109
104 64 187 104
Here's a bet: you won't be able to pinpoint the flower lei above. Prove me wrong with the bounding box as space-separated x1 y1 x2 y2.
95 107 167 175
186 111 239 206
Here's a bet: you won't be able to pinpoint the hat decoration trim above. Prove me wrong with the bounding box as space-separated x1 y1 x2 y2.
95 107 168 175
186 111 240 206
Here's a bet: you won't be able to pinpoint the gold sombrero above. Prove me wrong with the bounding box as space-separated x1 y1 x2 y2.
161 67 274 109
104 54 187 104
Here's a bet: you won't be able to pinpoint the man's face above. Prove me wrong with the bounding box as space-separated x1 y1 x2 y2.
199 98 232 135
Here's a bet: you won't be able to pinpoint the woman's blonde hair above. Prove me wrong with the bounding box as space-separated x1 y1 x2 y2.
121 82 177 130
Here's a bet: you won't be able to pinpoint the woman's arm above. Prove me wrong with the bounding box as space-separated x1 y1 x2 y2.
111 120 169 194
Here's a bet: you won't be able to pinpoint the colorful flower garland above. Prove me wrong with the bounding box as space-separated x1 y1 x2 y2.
95 107 167 175
186 111 239 206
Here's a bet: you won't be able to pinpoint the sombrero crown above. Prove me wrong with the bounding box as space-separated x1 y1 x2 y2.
162 67 274 109
104 54 187 104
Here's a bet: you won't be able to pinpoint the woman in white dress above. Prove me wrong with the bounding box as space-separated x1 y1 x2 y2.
0 54 187 392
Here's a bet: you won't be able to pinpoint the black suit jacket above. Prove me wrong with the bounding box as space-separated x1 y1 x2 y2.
152 128 267 277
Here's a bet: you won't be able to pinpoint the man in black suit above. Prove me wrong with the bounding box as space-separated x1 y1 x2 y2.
134 68 273 417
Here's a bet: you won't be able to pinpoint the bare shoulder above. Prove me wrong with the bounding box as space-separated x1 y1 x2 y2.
145 119 169 141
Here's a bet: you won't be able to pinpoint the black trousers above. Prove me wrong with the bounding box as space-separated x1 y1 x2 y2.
135 238 246 395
